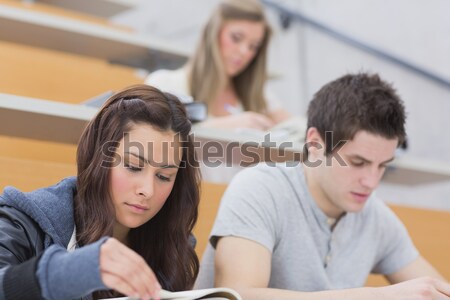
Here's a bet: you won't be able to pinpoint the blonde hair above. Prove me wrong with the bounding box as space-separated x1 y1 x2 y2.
187 0 271 113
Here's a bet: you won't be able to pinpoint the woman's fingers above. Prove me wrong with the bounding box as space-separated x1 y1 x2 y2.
249 113 274 130
101 271 139 299
114 241 161 292
238 112 274 130
101 254 152 299
100 238 161 300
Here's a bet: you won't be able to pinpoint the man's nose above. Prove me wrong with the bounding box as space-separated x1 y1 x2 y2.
360 168 382 190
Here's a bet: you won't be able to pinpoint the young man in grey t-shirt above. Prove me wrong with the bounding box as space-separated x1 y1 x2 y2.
196 73 450 299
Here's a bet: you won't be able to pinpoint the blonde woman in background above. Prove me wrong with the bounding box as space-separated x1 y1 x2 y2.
146 0 291 131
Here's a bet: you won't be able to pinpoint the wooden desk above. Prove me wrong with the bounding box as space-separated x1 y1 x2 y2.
0 155 76 191
192 127 450 186
0 135 76 163
1 94 449 185
0 94 96 144
0 36 145 156
194 182 228 258
2 0 131 29
366 205 450 286
0 40 143 103
0 2 187 70
34 0 137 18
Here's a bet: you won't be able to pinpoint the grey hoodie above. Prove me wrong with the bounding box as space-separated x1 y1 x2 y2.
0 177 107 300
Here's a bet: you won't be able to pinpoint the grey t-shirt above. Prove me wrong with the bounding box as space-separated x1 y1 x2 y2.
195 163 419 291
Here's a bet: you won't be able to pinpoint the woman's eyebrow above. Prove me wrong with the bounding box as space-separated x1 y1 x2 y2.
125 152 179 168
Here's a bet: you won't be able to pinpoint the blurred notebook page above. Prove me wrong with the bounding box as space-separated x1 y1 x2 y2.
101 287 241 300
235 115 306 143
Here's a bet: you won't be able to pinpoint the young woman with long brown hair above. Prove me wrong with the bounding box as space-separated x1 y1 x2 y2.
146 0 290 131
0 85 200 300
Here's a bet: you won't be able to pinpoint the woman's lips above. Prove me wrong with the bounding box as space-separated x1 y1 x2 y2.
125 203 149 213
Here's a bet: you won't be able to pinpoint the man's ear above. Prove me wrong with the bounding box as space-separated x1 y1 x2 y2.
305 127 325 157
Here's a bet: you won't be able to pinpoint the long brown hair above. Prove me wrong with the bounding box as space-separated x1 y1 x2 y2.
188 0 272 113
74 85 200 298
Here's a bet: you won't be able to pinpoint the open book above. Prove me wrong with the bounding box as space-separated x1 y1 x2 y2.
102 287 242 300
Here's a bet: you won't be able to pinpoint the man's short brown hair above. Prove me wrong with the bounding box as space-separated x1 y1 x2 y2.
306 73 406 157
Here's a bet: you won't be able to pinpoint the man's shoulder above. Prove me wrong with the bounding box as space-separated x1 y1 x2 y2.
226 163 304 200
233 163 301 184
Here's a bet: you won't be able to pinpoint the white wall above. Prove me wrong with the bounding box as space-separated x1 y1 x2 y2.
293 0 450 79
268 0 450 161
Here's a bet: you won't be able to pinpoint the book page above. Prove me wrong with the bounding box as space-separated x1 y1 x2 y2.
101 287 241 300
234 115 306 143
159 288 241 300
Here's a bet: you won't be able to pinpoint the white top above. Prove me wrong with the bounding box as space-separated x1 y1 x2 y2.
67 227 77 252
145 67 283 113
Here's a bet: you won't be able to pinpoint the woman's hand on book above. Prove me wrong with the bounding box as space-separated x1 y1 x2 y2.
100 238 161 300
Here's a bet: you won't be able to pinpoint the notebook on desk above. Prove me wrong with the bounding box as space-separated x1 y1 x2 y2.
235 115 306 144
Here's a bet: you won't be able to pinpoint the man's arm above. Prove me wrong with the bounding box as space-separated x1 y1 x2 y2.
215 237 450 300
386 256 447 284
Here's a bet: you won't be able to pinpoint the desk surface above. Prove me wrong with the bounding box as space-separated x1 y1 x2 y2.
192 126 450 186
0 40 144 102
35 0 137 18
0 155 76 191
1 94 450 186
0 93 96 144
0 135 76 164
3 0 131 29
0 2 187 70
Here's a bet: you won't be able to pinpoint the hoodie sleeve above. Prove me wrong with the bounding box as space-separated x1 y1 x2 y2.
36 238 109 300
